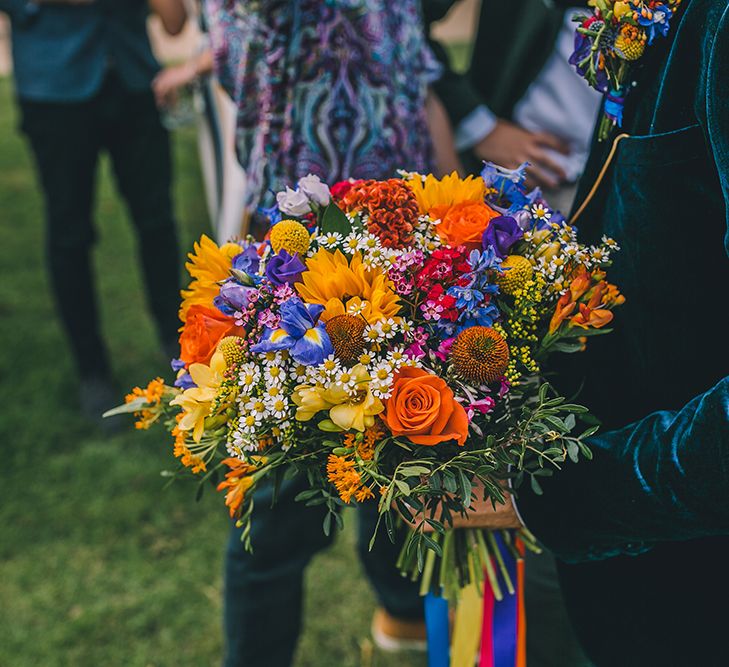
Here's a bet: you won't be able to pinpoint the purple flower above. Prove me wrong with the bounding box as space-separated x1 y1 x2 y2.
214 279 256 315
174 371 196 390
232 246 260 276
482 216 523 257
265 250 306 286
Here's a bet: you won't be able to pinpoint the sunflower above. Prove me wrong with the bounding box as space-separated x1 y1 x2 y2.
180 235 242 321
406 171 487 216
296 249 400 322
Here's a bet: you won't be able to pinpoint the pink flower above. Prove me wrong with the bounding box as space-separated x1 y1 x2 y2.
405 343 427 360
466 397 496 421
434 337 455 362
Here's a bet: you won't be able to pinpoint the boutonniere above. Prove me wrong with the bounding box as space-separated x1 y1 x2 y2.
570 0 683 140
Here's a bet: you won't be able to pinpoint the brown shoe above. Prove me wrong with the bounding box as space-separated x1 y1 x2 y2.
371 607 428 653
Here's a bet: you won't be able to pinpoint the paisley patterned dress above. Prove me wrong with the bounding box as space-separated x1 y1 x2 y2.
205 0 440 214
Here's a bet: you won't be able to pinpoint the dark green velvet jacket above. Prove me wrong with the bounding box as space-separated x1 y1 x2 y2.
512 0 729 663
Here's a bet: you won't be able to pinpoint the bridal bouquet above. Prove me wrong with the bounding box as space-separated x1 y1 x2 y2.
112 167 622 606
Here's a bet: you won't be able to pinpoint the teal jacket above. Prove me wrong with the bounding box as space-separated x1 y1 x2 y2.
514 0 729 662
1 0 159 102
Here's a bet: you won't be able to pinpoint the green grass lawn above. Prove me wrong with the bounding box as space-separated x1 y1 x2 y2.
0 76 426 667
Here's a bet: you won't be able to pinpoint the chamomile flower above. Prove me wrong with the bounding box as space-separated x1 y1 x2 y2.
387 347 408 368
264 364 286 385
244 397 269 419
238 411 263 435
267 397 289 420
364 325 382 343
602 236 619 250
292 363 308 381
375 318 398 340
318 231 344 248
263 384 284 401
531 203 552 222
335 368 359 394
343 232 365 254
239 363 261 390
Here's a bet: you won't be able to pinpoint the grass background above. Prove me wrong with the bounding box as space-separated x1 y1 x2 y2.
0 74 430 667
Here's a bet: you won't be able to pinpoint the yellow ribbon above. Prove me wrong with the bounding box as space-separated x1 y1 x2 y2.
450 581 484 667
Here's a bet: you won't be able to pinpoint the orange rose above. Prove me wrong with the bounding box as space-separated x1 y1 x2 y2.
383 367 469 446
179 305 241 365
430 201 499 249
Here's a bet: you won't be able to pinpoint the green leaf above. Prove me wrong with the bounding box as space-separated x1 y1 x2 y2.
564 414 576 431
530 475 543 496
394 480 411 496
400 465 431 477
102 398 146 417
323 511 332 537
566 440 580 463
579 425 600 439
319 202 352 235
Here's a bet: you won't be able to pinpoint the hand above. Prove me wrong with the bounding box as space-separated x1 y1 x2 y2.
152 62 196 109
474 120 570 190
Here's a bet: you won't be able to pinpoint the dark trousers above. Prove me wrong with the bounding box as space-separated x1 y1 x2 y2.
223 477 424 667
19 73 180 378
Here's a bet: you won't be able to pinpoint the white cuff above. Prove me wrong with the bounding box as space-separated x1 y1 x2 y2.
455 105 498 152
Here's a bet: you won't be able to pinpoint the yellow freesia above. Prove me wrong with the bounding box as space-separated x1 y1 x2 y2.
292 365 384 432
170 352 227 442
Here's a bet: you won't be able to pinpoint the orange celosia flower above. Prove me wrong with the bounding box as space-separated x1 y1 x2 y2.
326 454 374 503
216 458 257 518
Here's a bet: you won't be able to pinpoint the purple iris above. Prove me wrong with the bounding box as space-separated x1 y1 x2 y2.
265 250 306 286
482 216 523 257
232 246 260 276
251 297 333 366
569 29 609 91
214 279 256 316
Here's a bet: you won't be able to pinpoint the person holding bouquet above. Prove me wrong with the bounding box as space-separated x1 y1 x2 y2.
453 0 729 663
203 1 448 664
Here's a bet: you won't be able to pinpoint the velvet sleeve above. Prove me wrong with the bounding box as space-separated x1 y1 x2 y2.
517 378 729 562
518 8 729 563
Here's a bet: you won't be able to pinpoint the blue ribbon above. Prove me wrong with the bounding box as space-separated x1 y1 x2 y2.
492 534 518 667
425 592 450 667
604 91 625 127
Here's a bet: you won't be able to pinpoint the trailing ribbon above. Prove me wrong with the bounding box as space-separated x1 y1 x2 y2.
425 591 450 667
451 582 484 667
478 532 526 667
604 90 625 126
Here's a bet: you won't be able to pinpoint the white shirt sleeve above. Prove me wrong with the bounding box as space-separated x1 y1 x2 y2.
455 104 498 152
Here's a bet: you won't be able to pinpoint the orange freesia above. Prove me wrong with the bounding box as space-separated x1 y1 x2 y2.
430 201 500 249
179 305 241 365
383 367 469 446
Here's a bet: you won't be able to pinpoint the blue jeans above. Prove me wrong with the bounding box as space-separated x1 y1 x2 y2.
223 476 423 667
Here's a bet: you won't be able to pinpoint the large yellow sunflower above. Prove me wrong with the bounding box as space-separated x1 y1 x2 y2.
406 171 487 216
296 249 400 323
179 235 242 321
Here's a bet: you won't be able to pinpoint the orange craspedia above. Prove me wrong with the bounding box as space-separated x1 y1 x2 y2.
430 201 500 249
451 326 509 386
325 314 366 362
339 179 419 248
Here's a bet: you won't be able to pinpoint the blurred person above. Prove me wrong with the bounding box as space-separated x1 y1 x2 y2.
203 2 443 665
427 0 603 213
425 2 604 666
421 0 729 663
0 0 186 426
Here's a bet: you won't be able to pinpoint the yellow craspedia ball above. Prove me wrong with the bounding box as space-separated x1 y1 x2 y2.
614 24 646 61
325 314 366 363
497 255 534 296
270 219 311 256
451 326 510 386
217 336 246 367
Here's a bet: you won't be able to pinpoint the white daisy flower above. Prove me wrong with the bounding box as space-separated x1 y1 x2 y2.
265 365 286 385
318 231 344 248
238 363 261 389
267 397 289 420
